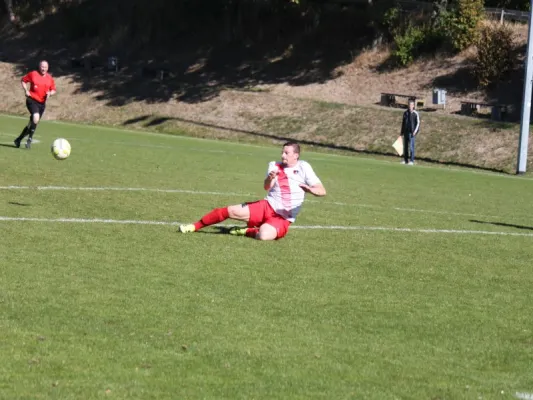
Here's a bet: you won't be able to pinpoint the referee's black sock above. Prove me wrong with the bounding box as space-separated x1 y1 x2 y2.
27 121 37 141
15 122 31 141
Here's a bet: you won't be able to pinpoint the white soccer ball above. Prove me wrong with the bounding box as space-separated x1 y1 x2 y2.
51 138 71 160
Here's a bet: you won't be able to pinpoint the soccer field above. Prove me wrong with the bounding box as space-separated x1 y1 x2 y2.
1 114 532 400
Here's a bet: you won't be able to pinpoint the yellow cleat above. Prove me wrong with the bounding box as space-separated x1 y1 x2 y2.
229 226 247 236
178 224 196 233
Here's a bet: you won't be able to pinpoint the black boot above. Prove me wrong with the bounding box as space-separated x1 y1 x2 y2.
14 127 28 148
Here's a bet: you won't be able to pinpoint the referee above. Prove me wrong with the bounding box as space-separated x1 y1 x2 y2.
14 60 56 149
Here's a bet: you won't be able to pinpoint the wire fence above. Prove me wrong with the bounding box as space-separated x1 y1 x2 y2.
485 7 529 23
329 0 530 23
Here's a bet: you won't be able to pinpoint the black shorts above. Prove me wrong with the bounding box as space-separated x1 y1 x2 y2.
26 97 46 117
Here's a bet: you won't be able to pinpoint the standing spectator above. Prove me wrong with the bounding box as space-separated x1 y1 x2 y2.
14 60 56 149
401 99 420 165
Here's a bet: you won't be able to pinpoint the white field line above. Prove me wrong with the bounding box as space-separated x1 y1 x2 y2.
0 185 251 197
516 393 533 400
306 199 501 219
0 216 532 237
0 130 256 155
0 185 502 219
0 113 269 151
2 113 532 181
63 136 254 154
0 132 41 144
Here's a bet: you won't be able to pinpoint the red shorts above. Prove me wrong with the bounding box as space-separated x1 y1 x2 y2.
246 199 291 239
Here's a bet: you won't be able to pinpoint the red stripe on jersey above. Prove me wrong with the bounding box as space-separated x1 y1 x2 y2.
276 163 292 218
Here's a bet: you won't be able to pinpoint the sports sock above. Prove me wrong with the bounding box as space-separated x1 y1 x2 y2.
15 124 30 141
245 228 258 238
28 121 37 140
193 207 229 230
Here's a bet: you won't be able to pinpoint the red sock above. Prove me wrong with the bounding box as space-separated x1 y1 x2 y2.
245 228 258 238
194 207 229 230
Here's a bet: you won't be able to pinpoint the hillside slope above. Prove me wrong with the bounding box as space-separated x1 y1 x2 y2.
0 20 530 173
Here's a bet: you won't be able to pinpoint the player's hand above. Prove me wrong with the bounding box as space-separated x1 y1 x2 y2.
25 90 30 98
46 91 52 99
267 170 279 180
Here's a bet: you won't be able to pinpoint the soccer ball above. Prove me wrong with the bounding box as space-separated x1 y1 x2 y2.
51 138 71 160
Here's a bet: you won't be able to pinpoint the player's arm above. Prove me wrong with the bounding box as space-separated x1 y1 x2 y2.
298 162 326 197
299 182 326 197
264 170 278 191
47 79 57 98
20 75 30 97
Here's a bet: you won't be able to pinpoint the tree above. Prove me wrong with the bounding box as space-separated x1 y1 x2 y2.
4 0 15 22
447 0 485 51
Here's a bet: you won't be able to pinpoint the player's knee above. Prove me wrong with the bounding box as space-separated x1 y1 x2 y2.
256 225 277 241
32 114 40 124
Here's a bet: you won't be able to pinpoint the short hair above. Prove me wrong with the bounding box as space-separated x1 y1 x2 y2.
408 98 415 105
283 141 300 155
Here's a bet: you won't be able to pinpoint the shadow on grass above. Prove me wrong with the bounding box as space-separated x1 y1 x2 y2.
1 0 375 106
427 64 479 96
123 114 511 174
423 55 525 123
0 143 18 149
194 226 233 235
469 219 533 231
8 201 31 207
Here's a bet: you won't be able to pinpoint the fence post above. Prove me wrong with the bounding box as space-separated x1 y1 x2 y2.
500 8 504 24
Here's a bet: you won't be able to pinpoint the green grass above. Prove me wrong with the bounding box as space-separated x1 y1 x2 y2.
1 114 533 400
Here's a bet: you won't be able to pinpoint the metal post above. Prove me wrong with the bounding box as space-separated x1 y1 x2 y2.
517 0 533 174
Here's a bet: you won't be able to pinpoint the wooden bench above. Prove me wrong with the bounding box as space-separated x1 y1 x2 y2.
380 92 425 109
141 66 172 80
460 101 509 121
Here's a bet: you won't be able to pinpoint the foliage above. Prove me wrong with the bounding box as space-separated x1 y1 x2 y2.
392 23 445 66
474 23 517 87
382 6 402 36
392 25 425 66
445 0 485 52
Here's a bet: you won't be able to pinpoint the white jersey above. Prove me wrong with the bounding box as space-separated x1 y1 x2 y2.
265 160 322 222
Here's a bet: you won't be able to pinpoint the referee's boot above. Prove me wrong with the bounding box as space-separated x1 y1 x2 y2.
25 138 32 149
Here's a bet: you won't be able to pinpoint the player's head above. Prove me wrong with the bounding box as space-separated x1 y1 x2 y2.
39 60 49 75
281 141 300 167
408 98 415 111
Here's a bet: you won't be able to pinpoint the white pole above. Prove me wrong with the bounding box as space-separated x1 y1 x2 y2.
517 0 533 174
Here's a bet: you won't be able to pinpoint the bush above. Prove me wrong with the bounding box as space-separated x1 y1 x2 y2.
392 24 445 66
474 23 517 87
383 7 401 36
392 25 425 66
446 0 485 52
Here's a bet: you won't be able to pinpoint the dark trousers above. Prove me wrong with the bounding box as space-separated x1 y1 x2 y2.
16 97 46 142
26 97 46 117
402 134 415 163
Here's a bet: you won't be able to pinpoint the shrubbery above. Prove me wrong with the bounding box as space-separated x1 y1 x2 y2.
388 0 486 66
391 24 445 66
474 23 517 87
392 25 425 66
445 0 485 51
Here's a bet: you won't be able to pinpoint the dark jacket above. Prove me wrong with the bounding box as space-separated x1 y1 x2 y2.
401 109 420 137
